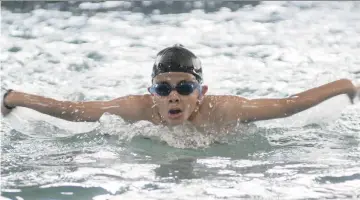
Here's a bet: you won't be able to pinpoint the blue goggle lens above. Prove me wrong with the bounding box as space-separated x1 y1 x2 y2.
151 82 198 96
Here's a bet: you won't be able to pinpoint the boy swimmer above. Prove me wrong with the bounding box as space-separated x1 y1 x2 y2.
2 44 360 132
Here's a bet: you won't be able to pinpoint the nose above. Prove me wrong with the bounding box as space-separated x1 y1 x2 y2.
168 90 180 103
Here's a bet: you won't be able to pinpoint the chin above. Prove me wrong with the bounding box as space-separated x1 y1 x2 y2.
166 119 186 126
164 115 189 125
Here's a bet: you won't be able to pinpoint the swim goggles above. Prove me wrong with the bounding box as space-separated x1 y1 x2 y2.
149 81 201 96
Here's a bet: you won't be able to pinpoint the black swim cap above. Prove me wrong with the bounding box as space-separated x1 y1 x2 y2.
151 44 203 83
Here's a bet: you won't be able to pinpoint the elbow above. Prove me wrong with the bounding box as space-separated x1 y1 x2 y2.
282 109 296 118
67 103 103 122
281 97 309 117
70 116 99 122
67 110 101 122
73 117 99 122
71 113 100 122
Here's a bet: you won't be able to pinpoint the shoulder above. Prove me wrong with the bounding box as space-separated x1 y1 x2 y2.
108 94 154 121
199 95 248 120
202 95 248 108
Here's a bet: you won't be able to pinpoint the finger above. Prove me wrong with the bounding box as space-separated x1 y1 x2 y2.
352 85 360 103
1 102 12 116
348 90 355 104
355 85 360 94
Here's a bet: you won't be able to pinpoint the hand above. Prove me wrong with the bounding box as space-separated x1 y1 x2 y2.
1 90 15 116
348 84 360 104
1 101 13 116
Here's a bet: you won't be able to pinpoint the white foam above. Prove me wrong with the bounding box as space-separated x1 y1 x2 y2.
4 106 100 137
2 2 360 199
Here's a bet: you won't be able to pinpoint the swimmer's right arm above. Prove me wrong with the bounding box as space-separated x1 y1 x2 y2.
1 90 151 122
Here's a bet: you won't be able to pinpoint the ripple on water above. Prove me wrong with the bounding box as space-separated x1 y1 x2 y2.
1 1 360 200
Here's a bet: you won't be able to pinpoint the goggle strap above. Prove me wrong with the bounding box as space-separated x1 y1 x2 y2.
198 86 202 99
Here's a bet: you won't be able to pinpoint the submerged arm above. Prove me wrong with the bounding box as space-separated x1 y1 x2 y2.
2 90 151 122
217 79 358 123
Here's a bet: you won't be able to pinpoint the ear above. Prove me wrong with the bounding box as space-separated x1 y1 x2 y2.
198 85 208 99
148 87 154 96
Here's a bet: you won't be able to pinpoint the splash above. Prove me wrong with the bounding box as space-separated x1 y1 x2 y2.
97 113 259 149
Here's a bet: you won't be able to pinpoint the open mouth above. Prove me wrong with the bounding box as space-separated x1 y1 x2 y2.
168 109 183 119
168 109 182 115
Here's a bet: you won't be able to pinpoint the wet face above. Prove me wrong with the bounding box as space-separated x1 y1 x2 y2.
149 72 208 125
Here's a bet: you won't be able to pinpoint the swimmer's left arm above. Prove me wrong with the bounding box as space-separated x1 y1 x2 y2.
217 79 359 123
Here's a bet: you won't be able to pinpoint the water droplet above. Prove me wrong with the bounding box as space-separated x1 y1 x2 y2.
286 100 294 104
